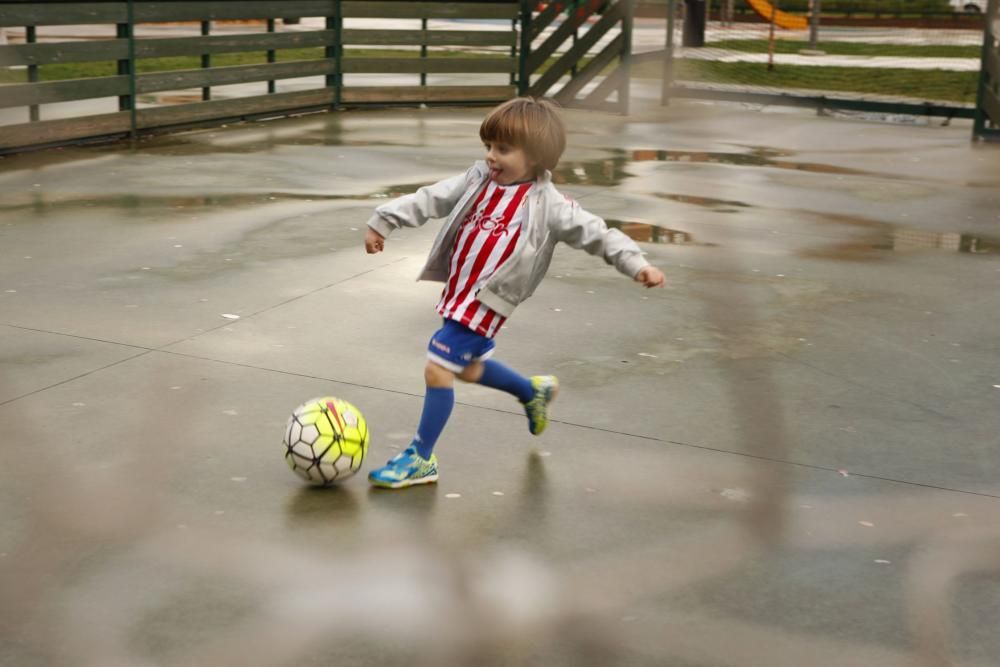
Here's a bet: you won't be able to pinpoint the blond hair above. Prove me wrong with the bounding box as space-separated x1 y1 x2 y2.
479 97 567 172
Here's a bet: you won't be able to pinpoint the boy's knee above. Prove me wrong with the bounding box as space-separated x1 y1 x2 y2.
457 360 484 383
424 361 455 387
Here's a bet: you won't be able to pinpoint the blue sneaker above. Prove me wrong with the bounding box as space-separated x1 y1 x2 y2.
368 447 439 488
523 375 559 435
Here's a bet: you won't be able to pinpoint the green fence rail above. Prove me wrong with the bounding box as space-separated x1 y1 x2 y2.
973 0 999 139
0 0 522 152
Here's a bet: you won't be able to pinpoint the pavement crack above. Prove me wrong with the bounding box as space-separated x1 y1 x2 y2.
0 350 153 408
146 349 1000 502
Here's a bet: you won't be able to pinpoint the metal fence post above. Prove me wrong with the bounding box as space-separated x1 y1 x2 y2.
329 1 342 108
518 0 532 96
972 0 998 139
266 18 276 94
201 20 211 100
421 17 428 88
808 0 821 51
26 25 39 121
663 0 676 106
621 0 633 115
126 0 136 143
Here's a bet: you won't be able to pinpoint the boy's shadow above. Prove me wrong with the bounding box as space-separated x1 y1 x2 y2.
496 450 550 539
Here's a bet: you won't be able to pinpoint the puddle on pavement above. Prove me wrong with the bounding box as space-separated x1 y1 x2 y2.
654 192 752 213
552 147 876 188
630 148 881 176
605 220 717 247
0 183 435 216
795 210 999 260
802 227 998 261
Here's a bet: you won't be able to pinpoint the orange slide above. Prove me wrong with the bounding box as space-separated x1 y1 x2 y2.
745 0 808 29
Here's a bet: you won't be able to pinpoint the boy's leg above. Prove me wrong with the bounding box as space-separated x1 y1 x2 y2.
462 359 558 436
468 359 534 404
413 362 455 460
369 361 452 488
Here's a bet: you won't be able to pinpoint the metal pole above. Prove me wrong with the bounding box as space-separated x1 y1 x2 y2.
267 18 276 94
571 1 579 77
972 0 998 138
510 17 517 86
421 18 428 88
26 25 39 122
518 0 532 96
201 20 211 100
767 0 777 71
663 0 676 105
808 0 821 51
328 1 341 108
620 0 633 114
126 0 137 145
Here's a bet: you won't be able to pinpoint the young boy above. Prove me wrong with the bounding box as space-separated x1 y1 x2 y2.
363 97 665 489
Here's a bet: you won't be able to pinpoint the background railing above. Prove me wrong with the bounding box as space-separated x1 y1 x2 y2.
0 0 521 152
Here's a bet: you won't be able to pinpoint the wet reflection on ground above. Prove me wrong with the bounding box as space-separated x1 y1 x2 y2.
0 184 435 216
552 146 878 188
606 219 718 247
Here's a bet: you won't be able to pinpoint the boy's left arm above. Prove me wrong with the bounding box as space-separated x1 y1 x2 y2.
555 198 665 288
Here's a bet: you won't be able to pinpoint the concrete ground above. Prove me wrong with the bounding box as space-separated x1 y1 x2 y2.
1 91 999 666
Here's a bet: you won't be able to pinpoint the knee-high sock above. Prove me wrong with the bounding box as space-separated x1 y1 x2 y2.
413 386 454 460
477 359 534 404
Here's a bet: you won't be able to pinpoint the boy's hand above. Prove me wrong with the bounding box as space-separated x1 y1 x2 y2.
635 266 666 288
365 228 385 254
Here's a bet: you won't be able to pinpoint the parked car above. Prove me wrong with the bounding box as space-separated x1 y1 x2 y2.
950 0 986 12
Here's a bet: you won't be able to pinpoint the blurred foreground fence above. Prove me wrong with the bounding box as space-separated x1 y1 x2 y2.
0 0 635 153
649 0 998 139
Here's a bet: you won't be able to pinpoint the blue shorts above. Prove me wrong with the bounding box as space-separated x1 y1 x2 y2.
426 319 496 372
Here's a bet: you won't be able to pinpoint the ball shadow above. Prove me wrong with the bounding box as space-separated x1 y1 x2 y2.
285 482 362 527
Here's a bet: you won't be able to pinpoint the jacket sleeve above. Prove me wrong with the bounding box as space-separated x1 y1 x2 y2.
553 195 650 279
366 166 475 238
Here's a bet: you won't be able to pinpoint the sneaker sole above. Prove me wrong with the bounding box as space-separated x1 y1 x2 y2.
369 473 439 489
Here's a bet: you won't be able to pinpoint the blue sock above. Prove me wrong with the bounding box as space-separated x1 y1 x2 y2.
412 386 454 460
477 359 534 404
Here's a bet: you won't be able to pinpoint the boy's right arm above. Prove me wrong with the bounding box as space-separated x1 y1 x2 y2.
365 167 474 240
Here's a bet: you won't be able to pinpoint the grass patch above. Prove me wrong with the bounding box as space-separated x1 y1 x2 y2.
632 58 979 103
709 39 981 59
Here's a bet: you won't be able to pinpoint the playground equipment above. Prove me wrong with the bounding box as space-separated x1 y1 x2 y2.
745 0 808 29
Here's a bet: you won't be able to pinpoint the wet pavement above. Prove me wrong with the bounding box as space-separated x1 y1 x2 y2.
1 91 1000 666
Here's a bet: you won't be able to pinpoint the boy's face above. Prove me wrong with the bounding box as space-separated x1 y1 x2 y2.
483 141 537 186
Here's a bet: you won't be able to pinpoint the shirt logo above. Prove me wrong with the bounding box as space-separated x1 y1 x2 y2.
467 209 511 238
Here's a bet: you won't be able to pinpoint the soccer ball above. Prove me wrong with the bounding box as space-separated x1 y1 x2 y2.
283 397 369 486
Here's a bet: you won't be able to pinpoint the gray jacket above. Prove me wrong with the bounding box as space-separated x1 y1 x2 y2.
366 160 649 318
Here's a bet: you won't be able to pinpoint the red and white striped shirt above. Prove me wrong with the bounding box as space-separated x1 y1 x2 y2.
436 180 533 338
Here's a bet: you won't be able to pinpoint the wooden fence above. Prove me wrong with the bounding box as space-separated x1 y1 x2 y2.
0 0 525 152
973 0 999 140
